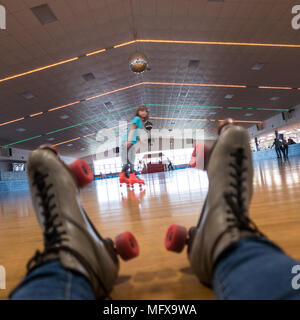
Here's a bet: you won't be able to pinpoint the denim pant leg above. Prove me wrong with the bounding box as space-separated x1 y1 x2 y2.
212 237 300 300
10 260 95 300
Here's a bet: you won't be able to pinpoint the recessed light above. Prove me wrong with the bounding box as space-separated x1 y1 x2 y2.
245 113 253 116
80 148 86 151
21 92 35 100
252 63 264 71
225 94 234 99
270 96 280 101
47 137 55 141
60 115 69 120
67 144 73 147
16 128 26 132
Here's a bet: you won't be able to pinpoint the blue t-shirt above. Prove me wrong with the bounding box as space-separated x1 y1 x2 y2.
122 116 144 145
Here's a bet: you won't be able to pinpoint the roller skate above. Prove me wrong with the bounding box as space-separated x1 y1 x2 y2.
119 172 130 188
165 119 266 287
17 145 139 299
129 172 145 189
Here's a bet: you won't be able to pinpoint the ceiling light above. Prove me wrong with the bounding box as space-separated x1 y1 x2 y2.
21 92 35 100
47 137 55 141
245 113 253 116
252 63 264 71
16 128 26 132
60 114 70 120
225 94 234 99
67 144 73 147
270 96 280 101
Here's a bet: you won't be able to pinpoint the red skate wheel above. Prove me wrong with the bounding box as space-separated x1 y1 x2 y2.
165 224 187 253
115 231 139 261
69 159 94 187
38 144 58 155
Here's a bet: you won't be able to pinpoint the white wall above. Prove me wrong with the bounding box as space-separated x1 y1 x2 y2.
248 104 300 137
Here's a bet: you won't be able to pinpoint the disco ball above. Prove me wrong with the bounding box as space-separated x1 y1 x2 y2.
129 52 148 73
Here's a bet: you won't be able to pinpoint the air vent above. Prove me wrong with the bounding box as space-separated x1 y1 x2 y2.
188 60 200 69
31 4 57 25
104 102 113 108
82 73 96 82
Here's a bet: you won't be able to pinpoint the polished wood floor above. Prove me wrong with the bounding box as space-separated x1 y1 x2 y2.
1 157 300 300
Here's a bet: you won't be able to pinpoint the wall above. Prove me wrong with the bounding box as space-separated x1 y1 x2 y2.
252 143 300 161
248 104 300 137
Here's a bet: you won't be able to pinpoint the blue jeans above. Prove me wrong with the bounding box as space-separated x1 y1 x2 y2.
10 238 300 300
10 260 95 300
213 237 300 299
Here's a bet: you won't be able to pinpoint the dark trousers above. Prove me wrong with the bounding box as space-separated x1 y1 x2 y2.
275 147 282 158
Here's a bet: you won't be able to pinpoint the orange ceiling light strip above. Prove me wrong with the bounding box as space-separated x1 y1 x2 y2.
113 40 137 48
53 137 81 147
258 86 293 90
83 133 96 138
30 112 44 117
85 83 142 101
85 48 106 57
0 117 25 127
144 81 247 88
2 39 300 84
150 116 263 124
48 101 81 112
0 57 79 83
137 39 300 48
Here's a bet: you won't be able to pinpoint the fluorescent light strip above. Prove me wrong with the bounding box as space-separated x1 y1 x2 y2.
146 104 289 112
258 86 293 90
48 101 81 112
144 81 247 88
0 117 25 127
137 39 300 48
0 57 79 83
30 112 44 117
83 133 96 138
53 137 81 147
85 49 106 57
85 83 142 101
2 39 300 84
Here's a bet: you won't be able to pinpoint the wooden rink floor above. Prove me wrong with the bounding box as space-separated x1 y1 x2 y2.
1 157 300 300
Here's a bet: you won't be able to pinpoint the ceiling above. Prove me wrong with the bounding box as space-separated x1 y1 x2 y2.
0 0 300 157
